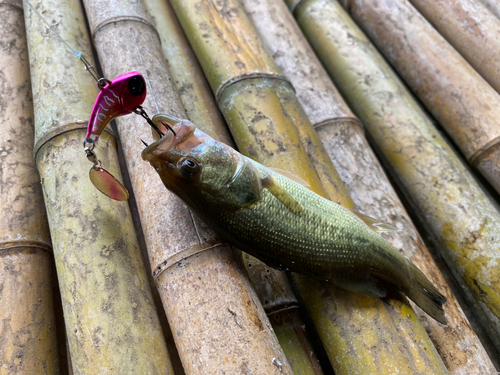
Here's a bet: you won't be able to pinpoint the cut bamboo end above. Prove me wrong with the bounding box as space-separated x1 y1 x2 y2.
290 0 500 368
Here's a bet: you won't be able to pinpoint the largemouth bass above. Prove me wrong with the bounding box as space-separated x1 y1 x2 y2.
142 115 447 324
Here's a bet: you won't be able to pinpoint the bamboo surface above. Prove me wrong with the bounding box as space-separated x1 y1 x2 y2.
170 0 450 373
0 2 59 373
141 2 328 373
338 0 500 197
142 0 233 146
83 1 293 373
480 0 500 19
23 0 174 373
242 254 324 375
247 0 493 373
288 0 500 366
408 0 500 96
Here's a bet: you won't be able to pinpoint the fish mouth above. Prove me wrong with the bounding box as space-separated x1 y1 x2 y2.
141 115 198 162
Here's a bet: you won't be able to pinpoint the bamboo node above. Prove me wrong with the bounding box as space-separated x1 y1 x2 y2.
152 242 228 280
216 72 293 102
313 117 364 132
91 15 160 44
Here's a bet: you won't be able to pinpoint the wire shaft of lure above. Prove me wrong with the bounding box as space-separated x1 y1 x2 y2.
25 0 101 82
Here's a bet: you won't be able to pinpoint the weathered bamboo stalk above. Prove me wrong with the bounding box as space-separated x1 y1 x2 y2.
82 1 293 373
408 0 500 96
23 1 174 373
142 0 232 146
247 0 494 373
288 0 500 361
170 0 449 373
0 2 59 374
142 3 324 373
242 254 324 375
479 0 500 19
338 0 500 198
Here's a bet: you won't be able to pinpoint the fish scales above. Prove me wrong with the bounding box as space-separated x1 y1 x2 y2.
204 172 405 285
142 115 446 323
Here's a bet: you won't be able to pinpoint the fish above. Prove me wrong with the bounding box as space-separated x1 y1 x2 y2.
141 114 447 324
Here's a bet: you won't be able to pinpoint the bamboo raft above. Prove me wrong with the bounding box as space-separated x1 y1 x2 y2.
1 0 500 374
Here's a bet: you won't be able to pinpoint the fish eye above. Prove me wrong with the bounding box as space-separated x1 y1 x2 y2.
128 76 145 96
177 157 200 178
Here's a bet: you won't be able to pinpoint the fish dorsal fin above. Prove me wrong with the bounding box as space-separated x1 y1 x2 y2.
261 173 305 216
268 167 311 187
350 210 400 233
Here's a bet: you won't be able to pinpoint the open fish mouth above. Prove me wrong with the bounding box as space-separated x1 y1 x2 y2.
141 115 203 162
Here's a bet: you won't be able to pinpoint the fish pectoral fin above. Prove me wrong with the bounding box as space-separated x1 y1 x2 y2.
268 167 311 187
332 277 387 298
350 210 400 233
262 174 305 216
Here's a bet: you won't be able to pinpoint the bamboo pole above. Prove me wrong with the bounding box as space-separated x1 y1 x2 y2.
23 1 174 373
170 0 449 373
141 3 324 373
337 0 500 197
246 0 494 373
142 0 233 146
408 0 500 96
82 1 293 373
242 254 324 375
0 4 59 374
479 0 500 20
287 0 500 361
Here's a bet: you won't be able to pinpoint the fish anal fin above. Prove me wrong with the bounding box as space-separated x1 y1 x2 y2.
331 277 387 299
351 210 400 233
262 174 305 216
268 167 311 187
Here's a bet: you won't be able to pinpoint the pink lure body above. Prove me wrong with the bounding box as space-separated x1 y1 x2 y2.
86 71 147 141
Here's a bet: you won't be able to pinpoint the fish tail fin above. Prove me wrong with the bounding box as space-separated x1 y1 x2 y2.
405 261 447 324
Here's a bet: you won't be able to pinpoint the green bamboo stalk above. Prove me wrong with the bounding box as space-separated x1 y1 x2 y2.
247 0 493 373
337 0 500 197
22 0 174 373
170 0 449 373
82 1 293 373
287 0 500 360
0 2 59 374
142 0 233 146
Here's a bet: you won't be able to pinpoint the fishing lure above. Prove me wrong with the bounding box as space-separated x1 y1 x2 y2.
83 71 175 201
83 72 147 201
26 0 162 201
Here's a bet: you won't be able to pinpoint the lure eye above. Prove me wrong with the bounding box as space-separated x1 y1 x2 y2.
178 157 200 178
128 76 145 96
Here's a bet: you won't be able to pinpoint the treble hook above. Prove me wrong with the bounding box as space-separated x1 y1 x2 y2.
133 106 176 137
